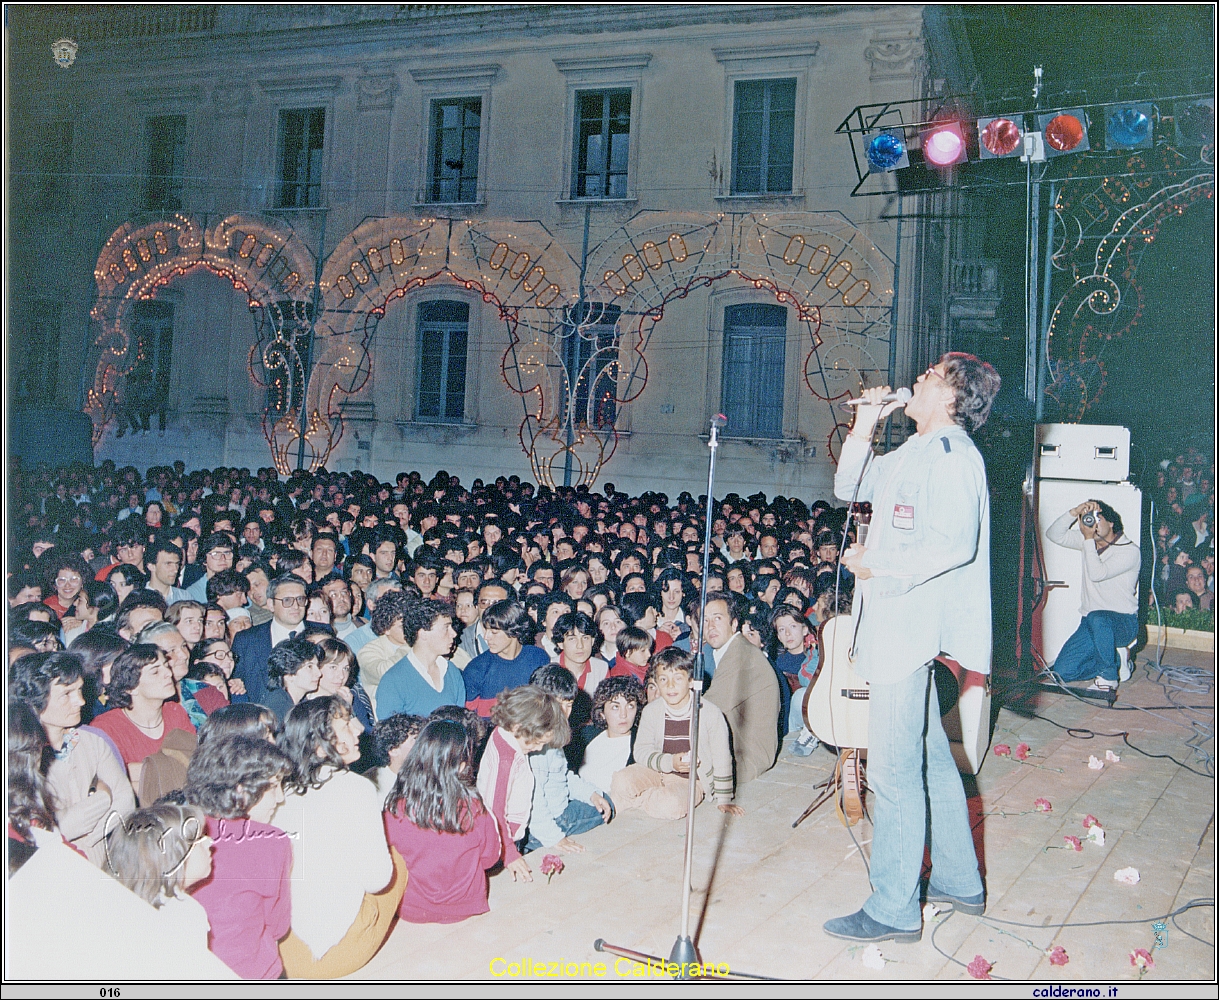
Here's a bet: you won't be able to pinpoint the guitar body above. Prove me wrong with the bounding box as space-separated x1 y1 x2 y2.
802 616 871 750
801 619 994 774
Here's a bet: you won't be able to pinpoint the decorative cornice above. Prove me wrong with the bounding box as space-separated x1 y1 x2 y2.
408 64 501 87
711 42 819 64
124 83 204 106
864 31 925 82
257 75 343 95
552 53 653 74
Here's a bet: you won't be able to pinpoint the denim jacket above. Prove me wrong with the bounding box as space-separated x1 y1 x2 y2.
834 425 992 684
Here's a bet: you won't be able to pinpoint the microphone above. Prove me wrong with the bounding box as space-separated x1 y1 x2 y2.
710 413 727 429
838 387 912 410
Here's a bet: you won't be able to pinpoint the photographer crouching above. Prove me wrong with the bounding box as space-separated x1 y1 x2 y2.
1045 499 1141 691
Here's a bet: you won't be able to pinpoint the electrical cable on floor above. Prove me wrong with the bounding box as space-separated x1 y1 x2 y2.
1026 711 1213 778
929 900 1217 972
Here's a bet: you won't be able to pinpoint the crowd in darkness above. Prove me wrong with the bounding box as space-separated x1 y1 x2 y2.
7 458 858 979
1147 447 1216 617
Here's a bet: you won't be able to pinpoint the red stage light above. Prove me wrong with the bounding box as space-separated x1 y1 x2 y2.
981 117 1021 157
922 121 967 167
1044 114 1085 152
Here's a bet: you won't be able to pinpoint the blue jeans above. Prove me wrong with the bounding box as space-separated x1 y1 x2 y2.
1052 611 1138 683
522 797 611 853
863 663 982 930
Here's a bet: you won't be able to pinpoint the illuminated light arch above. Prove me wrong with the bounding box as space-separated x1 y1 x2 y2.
318 217 584 484
1045 146 1214 420
88 214 315 458
583 211 893 465
90 211 892 484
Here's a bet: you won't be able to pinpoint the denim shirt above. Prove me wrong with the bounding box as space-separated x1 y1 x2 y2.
834 425 992 684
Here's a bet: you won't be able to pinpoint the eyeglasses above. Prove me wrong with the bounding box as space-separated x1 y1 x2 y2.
274 595 308 608
56 574 82 585
206 649 234 661
923 365 945 381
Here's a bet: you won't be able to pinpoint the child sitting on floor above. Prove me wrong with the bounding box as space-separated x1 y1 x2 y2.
579 674 643 796
475 685 569 882
382 718 502 924
611 647 744 821
524 665 613 854
605 627 651 683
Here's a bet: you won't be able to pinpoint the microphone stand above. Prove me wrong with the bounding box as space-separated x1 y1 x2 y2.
596 415 767 981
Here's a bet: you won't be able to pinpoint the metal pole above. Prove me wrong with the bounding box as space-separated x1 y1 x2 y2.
296 212 327 472
886 200 902 452
670 412 725 973
564 205 592 488
1035 182 1057 422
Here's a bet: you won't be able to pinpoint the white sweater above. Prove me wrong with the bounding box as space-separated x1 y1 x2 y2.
1047 512 1141 615
273 768 393 960
578 731 633 796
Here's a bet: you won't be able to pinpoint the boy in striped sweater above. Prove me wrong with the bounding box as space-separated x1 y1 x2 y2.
611 648 744 820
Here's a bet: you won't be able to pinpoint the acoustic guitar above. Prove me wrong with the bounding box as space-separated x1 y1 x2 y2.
801 615 993 775
802 615 871 751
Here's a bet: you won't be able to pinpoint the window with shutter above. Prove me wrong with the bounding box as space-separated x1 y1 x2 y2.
721 303 787 438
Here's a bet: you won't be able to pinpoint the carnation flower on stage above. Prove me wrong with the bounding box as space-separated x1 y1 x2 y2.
966 954 993 980
540 854 565 884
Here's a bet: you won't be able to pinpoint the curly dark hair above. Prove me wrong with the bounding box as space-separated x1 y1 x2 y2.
373 713 427 761
402 597 453 646
371 590 413 637
8 651 85 715
266 635 319 690
590 674 643 730
940 351 1002 432
105 644 166 710
281 695 356 792
184 734 294 818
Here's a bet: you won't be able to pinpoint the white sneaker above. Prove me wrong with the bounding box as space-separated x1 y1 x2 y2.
1086 676 1117 693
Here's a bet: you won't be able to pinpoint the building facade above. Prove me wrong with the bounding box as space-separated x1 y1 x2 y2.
8 4 939 497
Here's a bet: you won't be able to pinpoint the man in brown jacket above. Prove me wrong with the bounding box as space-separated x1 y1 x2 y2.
703 592 780 786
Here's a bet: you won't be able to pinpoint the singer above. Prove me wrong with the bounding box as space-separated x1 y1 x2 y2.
822 353 1001 944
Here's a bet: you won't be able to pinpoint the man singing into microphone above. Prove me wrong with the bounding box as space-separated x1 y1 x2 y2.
823 353 1001 944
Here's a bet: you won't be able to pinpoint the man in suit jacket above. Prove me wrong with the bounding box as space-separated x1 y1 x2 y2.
232 575 309 706
703 593 779 787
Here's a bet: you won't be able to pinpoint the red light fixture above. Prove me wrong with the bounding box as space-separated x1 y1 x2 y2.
978 116 1023 158
1038 109 1090 156
921 121 967 167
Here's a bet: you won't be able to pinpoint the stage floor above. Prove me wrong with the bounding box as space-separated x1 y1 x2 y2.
357 649 1215 982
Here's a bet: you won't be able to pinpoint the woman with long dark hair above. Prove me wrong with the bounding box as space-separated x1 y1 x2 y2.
274 696 405 978
383 718 501 923
8 701 57 875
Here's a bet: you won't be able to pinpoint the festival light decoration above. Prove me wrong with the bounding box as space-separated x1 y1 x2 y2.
1044 144 1214 418
92 211 892 484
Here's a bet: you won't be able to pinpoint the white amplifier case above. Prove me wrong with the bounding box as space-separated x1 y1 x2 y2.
1036 423 1131 482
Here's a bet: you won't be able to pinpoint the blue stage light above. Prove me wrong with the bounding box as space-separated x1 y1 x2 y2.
1106 105 1153 149
866 131 908 172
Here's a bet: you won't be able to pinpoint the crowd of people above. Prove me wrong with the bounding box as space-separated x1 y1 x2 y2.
7 458 861 979
1148 447 1215 619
